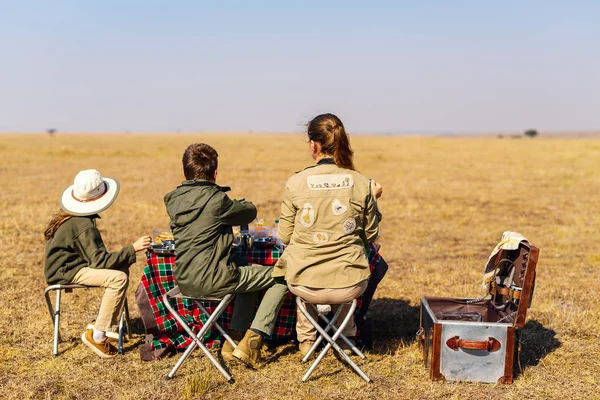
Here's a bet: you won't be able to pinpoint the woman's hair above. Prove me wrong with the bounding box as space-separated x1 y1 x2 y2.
182 143 219 180
44 210 73 240
307 113 355 170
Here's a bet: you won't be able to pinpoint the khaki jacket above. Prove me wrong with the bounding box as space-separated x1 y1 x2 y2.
44 215 136 285
273 158 380 288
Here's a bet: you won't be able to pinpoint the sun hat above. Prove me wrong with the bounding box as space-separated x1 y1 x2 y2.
59 169 120 216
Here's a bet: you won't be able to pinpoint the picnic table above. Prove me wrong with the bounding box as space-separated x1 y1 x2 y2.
136 243 381 360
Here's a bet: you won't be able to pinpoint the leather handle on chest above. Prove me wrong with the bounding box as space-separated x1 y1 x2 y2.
446 336 501 352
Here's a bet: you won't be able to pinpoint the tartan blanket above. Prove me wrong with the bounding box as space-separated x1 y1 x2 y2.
139 244 380 352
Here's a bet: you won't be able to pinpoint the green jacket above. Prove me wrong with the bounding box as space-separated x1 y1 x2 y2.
164 180 257 298
44 215 136 285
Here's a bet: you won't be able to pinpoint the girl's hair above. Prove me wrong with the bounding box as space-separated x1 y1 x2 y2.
307 113 355 170
44 210 73 241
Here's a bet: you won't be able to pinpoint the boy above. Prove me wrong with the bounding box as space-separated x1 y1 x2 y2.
164 143 288 368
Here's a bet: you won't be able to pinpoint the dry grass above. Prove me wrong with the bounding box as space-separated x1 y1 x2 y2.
1 133 599 399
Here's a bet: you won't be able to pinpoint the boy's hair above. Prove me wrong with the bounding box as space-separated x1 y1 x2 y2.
182 143 219 180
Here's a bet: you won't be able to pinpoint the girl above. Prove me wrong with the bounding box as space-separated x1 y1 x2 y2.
44 169 151 358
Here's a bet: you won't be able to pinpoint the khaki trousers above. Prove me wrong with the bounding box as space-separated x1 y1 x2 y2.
289 280 368 343
71 267 129 332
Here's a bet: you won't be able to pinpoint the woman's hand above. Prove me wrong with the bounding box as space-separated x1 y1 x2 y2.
371 180 383 199
133 236 152 252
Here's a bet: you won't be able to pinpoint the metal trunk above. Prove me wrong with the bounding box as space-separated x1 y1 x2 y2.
418 241 539 384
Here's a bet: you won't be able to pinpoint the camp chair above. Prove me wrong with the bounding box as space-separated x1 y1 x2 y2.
44 284 132 357
295 297 371 383
163 286 237 383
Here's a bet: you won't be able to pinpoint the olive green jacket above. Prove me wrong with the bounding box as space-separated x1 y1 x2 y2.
164 180 257 298
44 215 136 285
273 158 381 288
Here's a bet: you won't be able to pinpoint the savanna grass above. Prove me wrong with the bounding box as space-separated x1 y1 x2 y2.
0 133 599 399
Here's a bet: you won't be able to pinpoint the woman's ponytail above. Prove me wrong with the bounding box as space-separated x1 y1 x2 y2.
307 113 355 171
331 123 355 171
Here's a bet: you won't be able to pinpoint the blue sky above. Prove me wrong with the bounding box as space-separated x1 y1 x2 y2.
1 1 599 133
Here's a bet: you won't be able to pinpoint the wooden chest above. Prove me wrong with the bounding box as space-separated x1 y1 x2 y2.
419 239 539 383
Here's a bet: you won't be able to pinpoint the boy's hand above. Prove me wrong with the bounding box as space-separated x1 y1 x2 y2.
371 180 383 199
133 236 152 252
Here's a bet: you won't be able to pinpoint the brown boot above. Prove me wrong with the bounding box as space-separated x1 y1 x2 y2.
299 340 316 357
232 330 263 369
337 337 357 356
81 329 117 358
221 330 245 360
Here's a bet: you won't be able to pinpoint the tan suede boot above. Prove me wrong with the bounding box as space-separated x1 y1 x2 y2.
231 330 263 369
337 337 356 356
299 340 316 357
221 330 245 360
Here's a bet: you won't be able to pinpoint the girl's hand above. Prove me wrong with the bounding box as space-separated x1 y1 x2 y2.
133 236 152 252
371 180 383 199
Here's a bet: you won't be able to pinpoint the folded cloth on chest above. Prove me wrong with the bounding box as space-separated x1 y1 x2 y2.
482 231 528 290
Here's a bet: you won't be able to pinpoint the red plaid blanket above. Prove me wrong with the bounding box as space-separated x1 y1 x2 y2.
139 244 380 352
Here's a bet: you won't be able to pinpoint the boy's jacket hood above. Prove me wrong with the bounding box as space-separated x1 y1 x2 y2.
164 180 230 227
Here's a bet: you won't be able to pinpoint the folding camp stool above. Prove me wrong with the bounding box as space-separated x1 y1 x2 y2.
44 284 133 357
295 297 372 383
163 286 237 383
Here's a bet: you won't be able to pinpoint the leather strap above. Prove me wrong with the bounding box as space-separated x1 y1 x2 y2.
490 284 522 299
446 336 501 352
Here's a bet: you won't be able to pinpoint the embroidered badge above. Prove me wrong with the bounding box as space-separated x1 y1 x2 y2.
300 203 315 227
307 174 354 191
342 218 357 234
331 199 348 216
312 232 329 244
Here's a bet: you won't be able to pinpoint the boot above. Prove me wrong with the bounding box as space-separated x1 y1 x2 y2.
337 337 357 356
221 330 245 360
299 340 316 357
232 330 263 369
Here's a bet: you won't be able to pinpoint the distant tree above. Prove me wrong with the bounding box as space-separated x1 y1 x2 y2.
524 129 538 138
47 128 56 137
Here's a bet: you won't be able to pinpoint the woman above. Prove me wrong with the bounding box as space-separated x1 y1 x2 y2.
273 113 383 355
44 169 151 358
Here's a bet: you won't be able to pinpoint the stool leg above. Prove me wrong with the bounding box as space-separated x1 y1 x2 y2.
164 294 235 383
298 299 371 383
53 289 62 357
124 299 133 340
301 303 345 381
167 339 198 380
317 312 366 359
117 308 125 355
197 300 237 349
302 304 338 362
191 297 235 383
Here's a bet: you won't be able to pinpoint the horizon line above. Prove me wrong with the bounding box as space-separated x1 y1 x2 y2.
2 129 600 136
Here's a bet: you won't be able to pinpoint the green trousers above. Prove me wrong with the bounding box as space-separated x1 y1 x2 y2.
229 265 288 336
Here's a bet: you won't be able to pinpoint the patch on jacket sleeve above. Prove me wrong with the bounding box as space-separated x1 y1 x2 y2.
307 174 354 190
331 199 348 216
342 218 357 234
312 232 329 244
300 203 315 227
